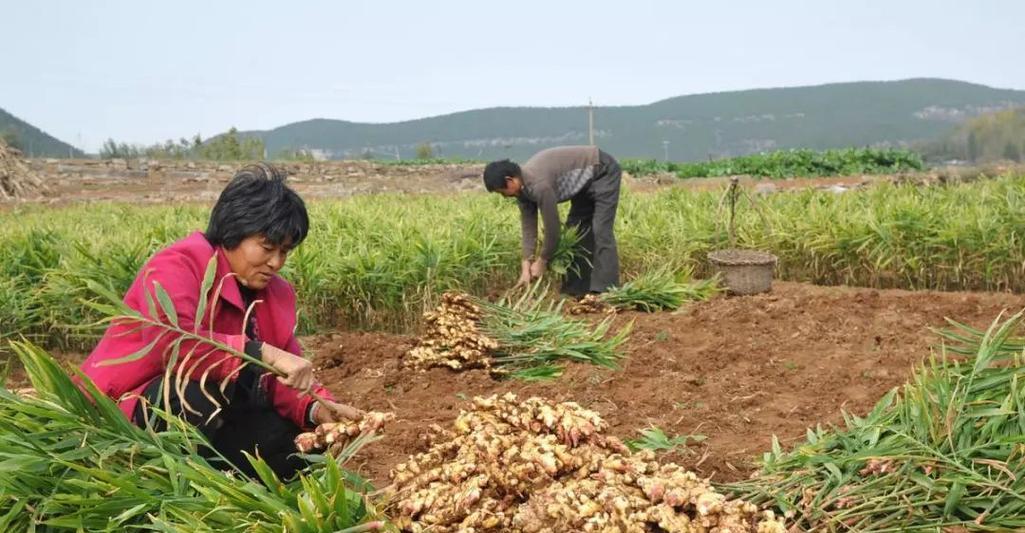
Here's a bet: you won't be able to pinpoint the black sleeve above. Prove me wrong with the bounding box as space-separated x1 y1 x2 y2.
305 402 318 427
245 340 264 361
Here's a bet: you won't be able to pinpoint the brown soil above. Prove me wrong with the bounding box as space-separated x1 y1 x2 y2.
10 281 1021 490
306 282 1024 487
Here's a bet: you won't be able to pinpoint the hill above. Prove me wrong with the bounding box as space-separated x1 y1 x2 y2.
0 108 84 158
234 79 1025 161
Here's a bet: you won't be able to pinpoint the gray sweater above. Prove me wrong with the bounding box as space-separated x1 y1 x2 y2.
517 146 599 260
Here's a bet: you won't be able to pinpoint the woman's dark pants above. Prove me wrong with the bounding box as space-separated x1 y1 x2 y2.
133 368 307 480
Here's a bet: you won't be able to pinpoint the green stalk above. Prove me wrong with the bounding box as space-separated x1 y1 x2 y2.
0 341 383 531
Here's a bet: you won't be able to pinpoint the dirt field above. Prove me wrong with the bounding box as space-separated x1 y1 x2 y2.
304 282 1023 487
18 159 486 204
7 157 999 205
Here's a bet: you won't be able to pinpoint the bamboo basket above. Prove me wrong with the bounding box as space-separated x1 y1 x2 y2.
708 248 777 295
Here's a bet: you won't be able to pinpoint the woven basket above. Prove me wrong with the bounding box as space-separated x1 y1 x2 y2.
708 249 777 295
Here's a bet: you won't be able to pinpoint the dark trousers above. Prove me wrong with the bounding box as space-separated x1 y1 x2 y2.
133 368 307 480
562 150 621 296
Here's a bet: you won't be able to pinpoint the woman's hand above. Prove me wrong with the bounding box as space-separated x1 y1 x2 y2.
260 343 315 392
311 399 366 425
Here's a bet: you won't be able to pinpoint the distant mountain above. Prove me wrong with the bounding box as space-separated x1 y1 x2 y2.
233 78 1025 162
0 107 84 158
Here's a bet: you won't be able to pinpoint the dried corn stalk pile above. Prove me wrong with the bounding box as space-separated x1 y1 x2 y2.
405 292 499 371
388 393 786 532
0 140 46 200
295 411 395 454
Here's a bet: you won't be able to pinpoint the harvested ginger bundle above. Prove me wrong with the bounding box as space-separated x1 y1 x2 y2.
295 411 395 454
387 393 786 532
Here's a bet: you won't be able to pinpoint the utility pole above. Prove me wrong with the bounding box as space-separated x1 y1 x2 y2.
588 98 594 146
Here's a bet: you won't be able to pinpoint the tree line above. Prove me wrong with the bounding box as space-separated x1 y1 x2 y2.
920 108 1025 163
98 128 313 162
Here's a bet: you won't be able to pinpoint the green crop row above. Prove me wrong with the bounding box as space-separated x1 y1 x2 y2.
1 174 1023 351
622 148 924 179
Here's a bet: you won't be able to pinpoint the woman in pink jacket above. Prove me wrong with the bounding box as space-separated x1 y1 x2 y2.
82 163 361 479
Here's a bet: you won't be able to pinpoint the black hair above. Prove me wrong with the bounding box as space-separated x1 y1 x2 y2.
206 162 309 250
482 159 521 192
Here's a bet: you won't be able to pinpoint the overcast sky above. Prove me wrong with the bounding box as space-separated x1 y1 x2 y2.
4 0 1024 151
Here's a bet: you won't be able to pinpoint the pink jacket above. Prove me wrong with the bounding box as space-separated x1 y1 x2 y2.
81 231 332 430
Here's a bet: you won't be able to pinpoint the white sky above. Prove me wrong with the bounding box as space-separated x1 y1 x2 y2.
4 0 1024 151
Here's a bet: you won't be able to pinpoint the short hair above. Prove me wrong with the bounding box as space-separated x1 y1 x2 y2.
483 159 521 192
206 162 309 250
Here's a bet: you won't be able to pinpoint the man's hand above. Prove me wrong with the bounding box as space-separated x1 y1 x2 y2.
529 258 547 279
311 399 365 425
261 343 315 392
514 259 533 287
